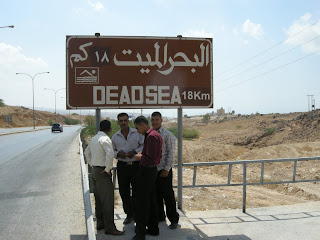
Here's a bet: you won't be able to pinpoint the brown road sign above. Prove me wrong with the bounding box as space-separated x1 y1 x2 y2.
66 36 213 109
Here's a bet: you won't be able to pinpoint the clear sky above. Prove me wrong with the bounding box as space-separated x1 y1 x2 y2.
1 0 320 118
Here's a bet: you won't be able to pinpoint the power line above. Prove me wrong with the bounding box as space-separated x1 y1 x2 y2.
215 18 320 78
215 48 320 93
216 34 320 86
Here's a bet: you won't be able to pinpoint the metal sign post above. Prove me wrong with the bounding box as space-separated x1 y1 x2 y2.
95 109 101 134
177 107 183 209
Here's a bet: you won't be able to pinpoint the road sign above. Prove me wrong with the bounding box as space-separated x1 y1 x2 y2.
4 115 12 123
66 36 213 109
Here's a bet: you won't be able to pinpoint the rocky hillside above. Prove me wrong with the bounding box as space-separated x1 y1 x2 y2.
0 106 74 127
185 110 320 148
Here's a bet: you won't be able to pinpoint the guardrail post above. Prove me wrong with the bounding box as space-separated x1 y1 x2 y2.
227 164 232 185
242 163 247 213
293 160 297 182
260 162 264 183
193 166 197 186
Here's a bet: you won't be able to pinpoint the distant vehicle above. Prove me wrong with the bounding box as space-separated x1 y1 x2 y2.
51 123 63 132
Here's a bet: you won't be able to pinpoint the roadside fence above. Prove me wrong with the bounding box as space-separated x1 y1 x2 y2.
175 157 320 213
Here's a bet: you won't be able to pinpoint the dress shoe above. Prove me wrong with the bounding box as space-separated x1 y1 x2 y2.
169 222 178 229
131 235 145 240
105 229 125 235
123 216 134 224
145 228 159 236
96 222 104 230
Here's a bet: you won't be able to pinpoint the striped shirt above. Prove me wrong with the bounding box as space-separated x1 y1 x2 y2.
156 126 176 171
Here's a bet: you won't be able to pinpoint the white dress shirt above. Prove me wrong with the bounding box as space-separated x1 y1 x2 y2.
84 131 114 173
111 127 144 162
157 126 176 171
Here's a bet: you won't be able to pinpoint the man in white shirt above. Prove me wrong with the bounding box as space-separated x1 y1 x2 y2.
85 120 124 236
151 112 179 230
111 113 144 224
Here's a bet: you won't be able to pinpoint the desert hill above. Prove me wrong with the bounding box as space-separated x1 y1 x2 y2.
178 110 320 162
0 106 78 127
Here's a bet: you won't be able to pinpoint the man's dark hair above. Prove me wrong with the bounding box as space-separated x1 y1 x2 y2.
151 111 162 118
100 120 111 132
117 112 129 119
134 116 149 125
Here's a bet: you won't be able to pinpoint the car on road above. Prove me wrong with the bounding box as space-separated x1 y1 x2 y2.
51 123 63 132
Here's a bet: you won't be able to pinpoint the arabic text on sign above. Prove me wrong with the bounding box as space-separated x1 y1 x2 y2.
69 41 210 76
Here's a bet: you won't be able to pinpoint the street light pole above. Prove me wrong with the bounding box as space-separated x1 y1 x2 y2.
0 25 14 28
16 72 50 129
44 88 66 114
61 97 70 119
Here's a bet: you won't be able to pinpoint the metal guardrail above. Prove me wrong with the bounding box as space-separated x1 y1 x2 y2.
174 157 320 213
79 134 96 240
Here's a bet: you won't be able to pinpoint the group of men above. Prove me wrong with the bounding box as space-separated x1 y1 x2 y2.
84 112 179 240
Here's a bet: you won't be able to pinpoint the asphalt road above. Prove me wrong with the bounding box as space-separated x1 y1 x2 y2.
0 127 55 165
0 126 87 240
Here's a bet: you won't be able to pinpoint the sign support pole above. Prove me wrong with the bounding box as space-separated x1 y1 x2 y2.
95 109 101 134
177 107 183 210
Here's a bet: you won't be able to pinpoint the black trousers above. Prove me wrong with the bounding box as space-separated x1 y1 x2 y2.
116 161 139 218
92 166 116 232
135 166 158 239
155 168 179 223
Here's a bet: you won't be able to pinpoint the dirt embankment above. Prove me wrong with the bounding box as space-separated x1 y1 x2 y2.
0 106 74 127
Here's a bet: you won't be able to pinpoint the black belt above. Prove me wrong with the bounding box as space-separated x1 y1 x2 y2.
141 165 156 168
93 166 105 168
118 161 139 165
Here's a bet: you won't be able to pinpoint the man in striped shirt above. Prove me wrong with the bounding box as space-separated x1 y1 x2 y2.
151 112 179 229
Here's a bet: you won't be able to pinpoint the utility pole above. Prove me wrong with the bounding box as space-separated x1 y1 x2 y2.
307 95 313 112
311 95 315 111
